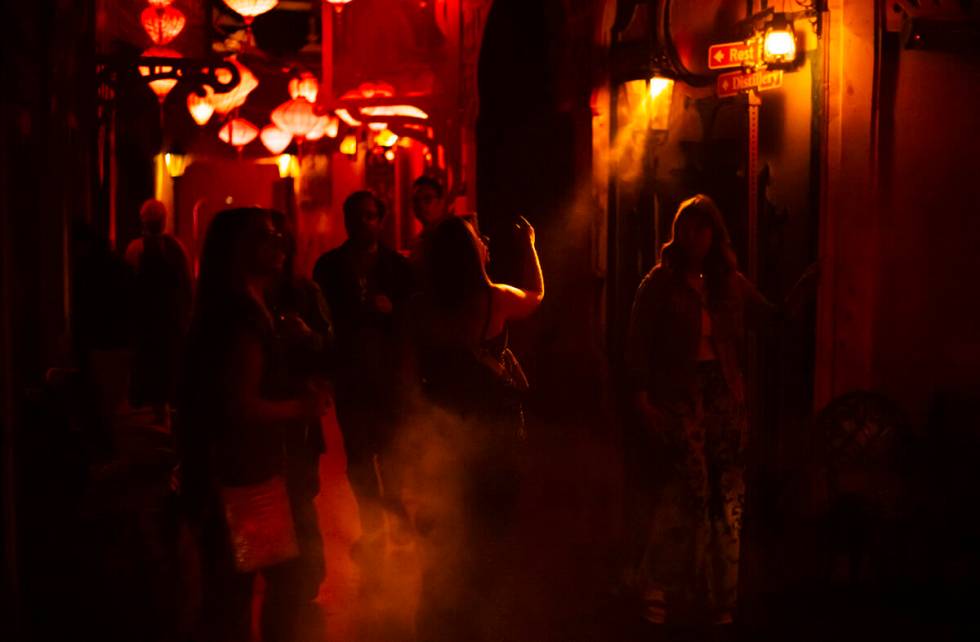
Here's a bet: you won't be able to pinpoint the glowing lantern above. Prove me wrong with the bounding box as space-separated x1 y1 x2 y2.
141 6 186 45
304 117 330 141
288 73 319 103
139 47 182 103
222 0 279 24
164 153 187 178
762 14 797 65
340 135 357 156
367 122 388 132
271 98 319 137
187 88 215 126
219 118 259 149
374 129 398 148
260 125 293 154
335 108 362 127
326 0 354 12
276 154 298 178
148 0 174 7
384 149 396 162
210 58 258 115
324 116 340 139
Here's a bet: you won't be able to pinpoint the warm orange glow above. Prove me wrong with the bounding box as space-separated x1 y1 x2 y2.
141 6 186 45
367 122 388 132
335 108 362 127
211 58 258 115
648 76 674 132
187 89 215 126
288 73 319 103
261 125 293 154
164 153 187 178
139 47 181 103
384 149 396 162
325 0 354 11
222 0 278 23
374 129 398 147
148 0 173 7
271 98 320 137
360 105 429 120
763 16 797 64
340 135 357 156
219 118 259 149
276 154 298 178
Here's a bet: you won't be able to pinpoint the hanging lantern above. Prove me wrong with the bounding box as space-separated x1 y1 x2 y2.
148 0 174 7
324 116 340 139
360 105 429 120
339 135 357 156
367 121 388 132
139 47 182 103
288 73 319 104
261 125 293 154
141 5 186 45
374 129 399 148
222 0 279 24
210 57 258 115
325 0 354 12
219 118 259 149
187 88 215 126
271 98 320 137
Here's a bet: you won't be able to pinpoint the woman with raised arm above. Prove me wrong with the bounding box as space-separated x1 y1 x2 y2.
408 214 543 642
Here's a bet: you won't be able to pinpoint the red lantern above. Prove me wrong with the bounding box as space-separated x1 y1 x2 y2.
288 73 319 104
138 47 182 103
187 88 215 126
260 125 292 154
271 98 319 137
141 6 186 45
210 57 258 116
222 0 278 24
219 118 259 149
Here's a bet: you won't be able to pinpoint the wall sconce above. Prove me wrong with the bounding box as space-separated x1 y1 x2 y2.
276 154 299 179
164 152 187 178
339 135 358 156
762 13 798 65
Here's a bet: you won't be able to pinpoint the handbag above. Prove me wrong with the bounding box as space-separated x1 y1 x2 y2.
220 475 299 573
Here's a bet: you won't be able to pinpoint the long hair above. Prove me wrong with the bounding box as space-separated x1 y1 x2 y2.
420 216 491 309
192 207 268 322
659 194 738 306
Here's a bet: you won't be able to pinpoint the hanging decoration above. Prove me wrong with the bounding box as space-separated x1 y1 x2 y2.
324 116 340 139
219 117 260 149
374 129 399 148
139 47 182 103
261 125 293 154
222 0 279 25
210 57 258 115
288 73 319 104
339 135 358 156
271 98 320 137
187 88 215 125
141 5 186 45
360 105 429 120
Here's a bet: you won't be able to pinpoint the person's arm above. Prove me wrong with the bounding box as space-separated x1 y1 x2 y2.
627 273 665 427
225 330 327 427
494 217 544 321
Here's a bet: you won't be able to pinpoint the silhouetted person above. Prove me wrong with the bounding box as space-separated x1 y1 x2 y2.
262 210 335 642
409 214 543 642
626 195 816 627
125 199 192 417
411 175 450 230
312 191 412 591
178 207 330 642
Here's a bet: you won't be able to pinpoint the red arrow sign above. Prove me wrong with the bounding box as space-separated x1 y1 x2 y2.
716 68 784 98
708 39 763 70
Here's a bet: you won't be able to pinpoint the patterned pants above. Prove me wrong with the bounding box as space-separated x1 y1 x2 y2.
636 361 747 623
